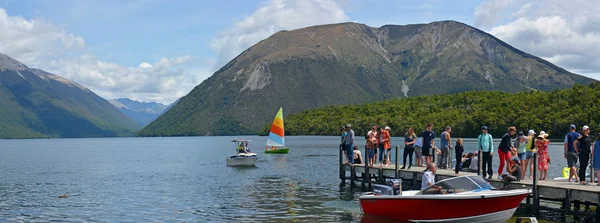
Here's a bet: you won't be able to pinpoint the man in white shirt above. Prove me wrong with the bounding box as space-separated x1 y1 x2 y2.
421 163 442 191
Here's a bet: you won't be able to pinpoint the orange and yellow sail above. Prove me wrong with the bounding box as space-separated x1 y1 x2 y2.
266 107 285 147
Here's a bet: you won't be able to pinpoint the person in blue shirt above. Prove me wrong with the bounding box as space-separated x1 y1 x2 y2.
563 124 580 182
344 124 355 165
420 123 436 166
340 126 348 164
478 126 494 179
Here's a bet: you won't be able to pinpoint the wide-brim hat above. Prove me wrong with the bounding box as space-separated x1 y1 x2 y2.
538 131 548 139
345 124 352 128
384 126 391 130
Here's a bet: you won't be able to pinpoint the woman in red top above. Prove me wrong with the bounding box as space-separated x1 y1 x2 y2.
536 131 550 180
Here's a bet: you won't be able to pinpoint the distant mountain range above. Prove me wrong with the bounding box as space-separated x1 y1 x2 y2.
0 53 139 138
109 98 176 127
139 21 595 136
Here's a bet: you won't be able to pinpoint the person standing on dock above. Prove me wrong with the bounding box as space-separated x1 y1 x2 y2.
414 137 424 167
497 126 516 180
592 132 600 186
564 124 580 182
536 131 550 180
420 123 436 166
440 126 452 169
523 130 536 179
365 135 375 167
376 126 391 167
344 124 355 165
401 127 417 170
368 125 379 164
478 126 494 179
454 138 464 174
574 125 593 185
384 126 393 165
340 126 348 164
514 131 527 179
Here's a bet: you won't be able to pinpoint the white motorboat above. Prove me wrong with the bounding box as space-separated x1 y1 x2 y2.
226 139 258 167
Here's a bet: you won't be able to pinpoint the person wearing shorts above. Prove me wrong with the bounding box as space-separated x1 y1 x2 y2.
414 137 423 167
564 124 580 182
420 123 436 165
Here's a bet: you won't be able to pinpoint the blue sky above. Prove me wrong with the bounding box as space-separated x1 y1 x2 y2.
0 0 598 103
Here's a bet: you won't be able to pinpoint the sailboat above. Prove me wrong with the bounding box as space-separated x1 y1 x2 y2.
265 107 289 154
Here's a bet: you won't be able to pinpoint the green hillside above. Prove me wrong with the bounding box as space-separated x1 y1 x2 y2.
264 83 600 138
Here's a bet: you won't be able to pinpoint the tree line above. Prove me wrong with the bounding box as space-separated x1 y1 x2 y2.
260 83 600 138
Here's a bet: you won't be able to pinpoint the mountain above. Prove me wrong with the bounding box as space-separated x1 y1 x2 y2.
109 98 168 126
0 53 140 138
139 21 596 137
161 97 180 115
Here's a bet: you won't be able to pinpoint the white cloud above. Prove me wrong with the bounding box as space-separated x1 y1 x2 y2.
138 62 152 68
476 0 600 79
473 0 515 29
209 0 349 70
0 8 206 104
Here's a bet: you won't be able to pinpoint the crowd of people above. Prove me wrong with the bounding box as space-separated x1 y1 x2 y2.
340 123 600 186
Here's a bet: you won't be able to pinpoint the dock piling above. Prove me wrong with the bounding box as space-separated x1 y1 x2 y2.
533 152 539 217
395 145 399 179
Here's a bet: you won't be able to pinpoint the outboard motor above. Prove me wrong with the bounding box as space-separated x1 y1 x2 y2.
373 184 393 195
387 179 402 195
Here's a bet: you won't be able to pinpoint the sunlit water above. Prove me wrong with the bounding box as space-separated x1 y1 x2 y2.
0 136 593 222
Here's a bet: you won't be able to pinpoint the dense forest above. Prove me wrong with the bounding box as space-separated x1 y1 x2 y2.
260 83 600 138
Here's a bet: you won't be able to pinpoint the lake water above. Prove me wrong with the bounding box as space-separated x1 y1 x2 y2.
0 136 589 222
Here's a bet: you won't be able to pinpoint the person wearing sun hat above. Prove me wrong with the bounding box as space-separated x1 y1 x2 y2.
575 125 593 185
564 124 581 182
384 126 392 165
523 129 536 179
536 131 550 180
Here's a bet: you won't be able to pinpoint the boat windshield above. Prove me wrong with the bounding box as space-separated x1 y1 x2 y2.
418 176 493 195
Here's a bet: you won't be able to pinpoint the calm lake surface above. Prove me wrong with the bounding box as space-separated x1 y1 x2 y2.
0 136 583 222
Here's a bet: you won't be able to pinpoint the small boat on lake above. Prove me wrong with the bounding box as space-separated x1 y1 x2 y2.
264 107 289 154
226 139 258 167
359 175 530 222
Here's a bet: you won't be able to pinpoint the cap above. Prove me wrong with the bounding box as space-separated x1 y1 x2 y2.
518 131 524 137
528 130 536 135
340 126 345 131
570 124 576 129
345 124 352 128
583 125 589 131
384 126 391 130
481 126 488 130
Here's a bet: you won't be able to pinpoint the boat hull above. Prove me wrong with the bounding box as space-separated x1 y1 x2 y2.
360 189 529 222
226 154 258 167
264 148 289 154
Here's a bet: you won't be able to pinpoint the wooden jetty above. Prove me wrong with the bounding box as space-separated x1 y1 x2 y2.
340 146 600 218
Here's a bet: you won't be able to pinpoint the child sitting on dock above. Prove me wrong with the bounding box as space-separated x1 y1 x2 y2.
501 151 521 187
353 145 363 164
